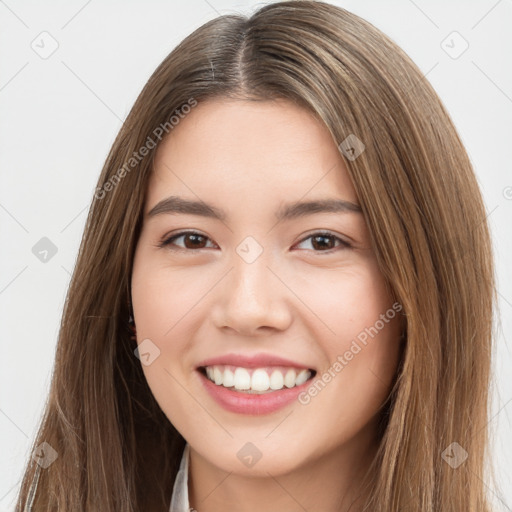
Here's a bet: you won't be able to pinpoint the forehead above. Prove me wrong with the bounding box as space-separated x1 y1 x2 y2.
146 98 358 215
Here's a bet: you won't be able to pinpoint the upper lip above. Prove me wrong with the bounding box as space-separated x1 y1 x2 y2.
197 353 315 371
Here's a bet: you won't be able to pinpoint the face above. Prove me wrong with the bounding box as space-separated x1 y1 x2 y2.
131 98 402 477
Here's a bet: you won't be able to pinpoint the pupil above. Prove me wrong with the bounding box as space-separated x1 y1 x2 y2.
313 235 333 250
185 234 205 248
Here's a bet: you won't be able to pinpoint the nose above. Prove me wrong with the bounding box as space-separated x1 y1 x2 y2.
211 252 293 336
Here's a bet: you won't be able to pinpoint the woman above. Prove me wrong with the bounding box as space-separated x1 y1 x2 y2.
16 1 496 511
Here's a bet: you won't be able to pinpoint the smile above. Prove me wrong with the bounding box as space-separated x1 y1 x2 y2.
200 364 315 393
195 352 317 414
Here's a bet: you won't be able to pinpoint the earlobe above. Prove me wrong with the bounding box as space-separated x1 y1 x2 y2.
128 312 137 341
127 291 137 341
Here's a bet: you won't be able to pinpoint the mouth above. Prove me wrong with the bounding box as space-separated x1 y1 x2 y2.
197 365 317 394
195 353 318 414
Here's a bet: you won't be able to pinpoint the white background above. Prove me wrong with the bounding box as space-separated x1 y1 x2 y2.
1 0 511 510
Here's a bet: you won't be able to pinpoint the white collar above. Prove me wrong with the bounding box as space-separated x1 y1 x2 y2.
169 442 191 512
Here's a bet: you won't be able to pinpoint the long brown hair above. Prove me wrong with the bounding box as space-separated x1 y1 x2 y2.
15 1 496 510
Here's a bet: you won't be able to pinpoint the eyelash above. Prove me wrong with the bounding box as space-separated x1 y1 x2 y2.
157 230 351 254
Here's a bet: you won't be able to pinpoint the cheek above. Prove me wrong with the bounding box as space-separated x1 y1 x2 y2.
131 249 201 429
295 261 402 419
294 259 398 345
131 251 207 344
131 248 190 377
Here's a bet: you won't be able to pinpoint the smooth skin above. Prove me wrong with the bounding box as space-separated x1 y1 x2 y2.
131 98 402 512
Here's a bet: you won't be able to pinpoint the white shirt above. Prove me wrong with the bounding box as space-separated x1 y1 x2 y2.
169 443 192 512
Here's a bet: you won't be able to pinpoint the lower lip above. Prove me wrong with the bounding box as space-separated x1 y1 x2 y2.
197 370 314 415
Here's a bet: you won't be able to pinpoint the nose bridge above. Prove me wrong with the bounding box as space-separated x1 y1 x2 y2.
231 244 276 302
230 238 275 307
213 236 292 333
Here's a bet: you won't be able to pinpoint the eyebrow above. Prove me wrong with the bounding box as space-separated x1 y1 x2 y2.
147 195 362 222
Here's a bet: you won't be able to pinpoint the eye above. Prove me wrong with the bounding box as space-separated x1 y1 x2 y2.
157 230 351 253
158 230 217 251
293 231 351 253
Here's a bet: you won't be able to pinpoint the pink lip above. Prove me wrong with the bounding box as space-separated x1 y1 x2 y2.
197 370 314 415
196 352 313 370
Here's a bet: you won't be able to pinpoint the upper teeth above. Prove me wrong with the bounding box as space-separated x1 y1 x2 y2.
204 365 312 393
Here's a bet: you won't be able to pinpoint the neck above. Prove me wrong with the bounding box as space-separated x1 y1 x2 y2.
187 419 379 512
